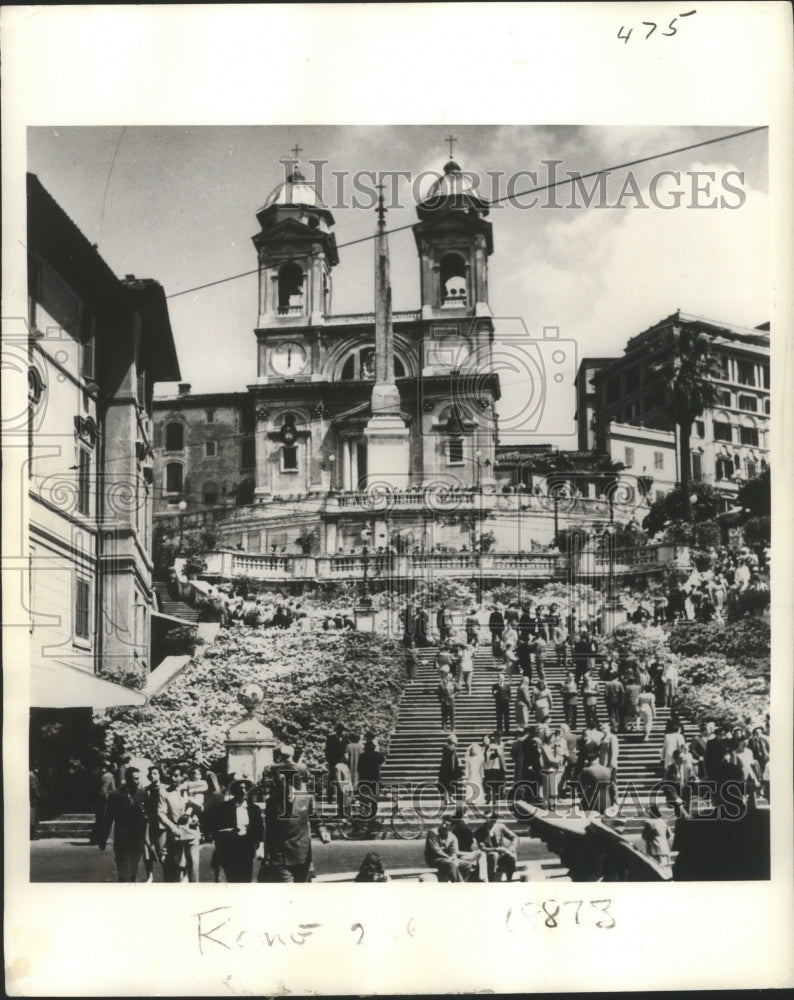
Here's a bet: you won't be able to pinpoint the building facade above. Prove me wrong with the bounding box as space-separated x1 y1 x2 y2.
585 311 770 506
27 173 180 712
153 157 505 555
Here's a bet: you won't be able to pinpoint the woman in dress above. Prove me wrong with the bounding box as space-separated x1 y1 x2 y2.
539 729 565 812
533 680 553 726
482 733 506 805
437 735 462 807
502 625 519 674
660 719 687 771
515 677 533 729
637 686 656 741
464 741 486 806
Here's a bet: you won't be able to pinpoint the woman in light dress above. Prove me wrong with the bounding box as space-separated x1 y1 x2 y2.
637 686 656 740
465 741 486 806
660 719 687 770
515 677 533 729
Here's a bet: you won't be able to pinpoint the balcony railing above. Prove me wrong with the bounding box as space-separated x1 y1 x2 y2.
196 544 689 584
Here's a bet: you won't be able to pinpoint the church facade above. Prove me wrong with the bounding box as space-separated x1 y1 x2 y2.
153 156 516 556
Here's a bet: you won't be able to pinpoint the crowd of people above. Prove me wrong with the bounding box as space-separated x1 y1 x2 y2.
89 750 317 883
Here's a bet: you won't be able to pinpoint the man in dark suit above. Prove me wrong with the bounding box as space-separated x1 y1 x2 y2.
97 766 149 882
579 753 615 815
262 774 315 883
488 606 505 643
324 724 347 803
491 671 511 734
204 778 264 883
663 750 697 817
604 675 625 732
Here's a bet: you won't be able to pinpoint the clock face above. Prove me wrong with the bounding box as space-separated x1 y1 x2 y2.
271 341 307 376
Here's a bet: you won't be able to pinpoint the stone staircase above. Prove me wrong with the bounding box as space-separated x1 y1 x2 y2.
381 645 691 826
154 583 201 623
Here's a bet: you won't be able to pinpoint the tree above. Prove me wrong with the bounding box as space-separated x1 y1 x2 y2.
642 482 721 538
651 324 721 522
737 467 770 517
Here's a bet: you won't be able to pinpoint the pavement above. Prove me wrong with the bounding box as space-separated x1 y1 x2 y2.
30 835 558 883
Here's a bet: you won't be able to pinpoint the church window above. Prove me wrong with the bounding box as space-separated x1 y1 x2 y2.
205 441 217 457
440 253 467 306
165 462 183 495
339 348 405 380
447 437 464 465
240 437 255 470
203 481 219 506
277 262 304 314
281 445 299 472
165 422 184 451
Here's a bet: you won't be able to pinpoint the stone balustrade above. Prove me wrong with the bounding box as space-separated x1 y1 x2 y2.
197 544 688 584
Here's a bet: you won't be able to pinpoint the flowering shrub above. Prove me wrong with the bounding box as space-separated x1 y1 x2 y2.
96 626 405 773
601 623 669 662
667 619 770 660
677 654 769 730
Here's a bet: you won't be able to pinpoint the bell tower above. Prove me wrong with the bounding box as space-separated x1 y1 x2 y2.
251 154 339 377
413 153 493 320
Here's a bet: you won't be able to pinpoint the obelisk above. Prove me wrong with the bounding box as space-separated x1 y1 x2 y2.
364 184 410 487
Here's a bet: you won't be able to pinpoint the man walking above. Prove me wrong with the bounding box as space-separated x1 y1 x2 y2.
262 772 315 883
604 674 625 732
491 671 511 734
437 674 458 731
97 766 149 882
205 778 264 883
324 724 347 803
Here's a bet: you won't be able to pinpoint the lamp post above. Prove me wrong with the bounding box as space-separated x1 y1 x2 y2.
178 499 187 553
360 525 372 607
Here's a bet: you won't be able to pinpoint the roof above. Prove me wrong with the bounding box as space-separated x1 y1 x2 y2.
27 172 123 305
31 660 146 708
420 160 490 209
259 166 330 212
124 278 181 382
153 390 250 406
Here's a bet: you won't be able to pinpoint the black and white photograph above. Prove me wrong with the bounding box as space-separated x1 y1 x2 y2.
3 4 792 996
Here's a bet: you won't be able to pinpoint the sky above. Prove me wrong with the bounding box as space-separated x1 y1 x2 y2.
27 124 769 446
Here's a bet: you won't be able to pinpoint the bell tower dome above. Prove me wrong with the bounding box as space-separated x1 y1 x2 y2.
413 157 493 319
252 157 338 330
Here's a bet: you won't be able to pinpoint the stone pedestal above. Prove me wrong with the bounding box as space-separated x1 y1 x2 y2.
364 413 410 488
601 599 625 635
354 604 377 633
226 684 278 784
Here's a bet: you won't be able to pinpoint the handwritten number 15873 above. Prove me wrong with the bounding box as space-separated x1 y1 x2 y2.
618 10 696 43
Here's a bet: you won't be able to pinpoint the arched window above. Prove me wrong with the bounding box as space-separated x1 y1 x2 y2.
440 253 467 306
165 462 183 495
203 481 219 506
339 348 405 380
165 422 184 452
277 262 304 314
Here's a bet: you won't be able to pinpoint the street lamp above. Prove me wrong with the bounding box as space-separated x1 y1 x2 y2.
360 525 373 607
178 499 187 553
